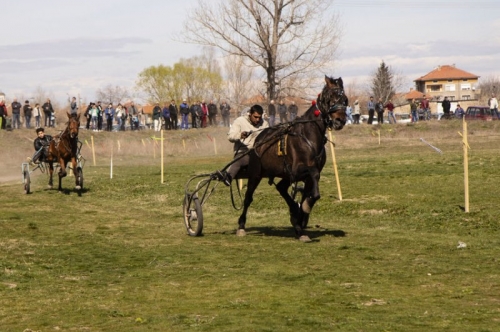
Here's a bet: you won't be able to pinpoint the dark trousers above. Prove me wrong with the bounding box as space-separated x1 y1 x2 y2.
354 114 360 124
227 153 249 180
377 111 384 124
171 115 178 129
367 109 375 124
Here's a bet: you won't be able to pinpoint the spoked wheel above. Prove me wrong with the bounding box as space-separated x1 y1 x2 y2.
23 169 31 194
76 167 84 190
183 193 203 236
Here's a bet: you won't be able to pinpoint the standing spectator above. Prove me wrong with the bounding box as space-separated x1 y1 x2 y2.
385 99 396 124
208 100 218 126
23 100 33 128
152 102 162 131
180 99 190 130
42 98 53 127
84 102 92 129
288 101 298 122
278 100 287 123
367 96 375 124
268 99 276 126
345 104 353 124
421 96 430 120
90 103 99 131
70 96 78 117
220 100 231 127
96 101 103 131
11 98 22 129
353 100 361 124
488 93 499 119
162 102 171 130
104 103 115 131
442 96 451 120
33 103 42 128
169 100 178 130
410 99 418 123
375 98 384 124
455 104 464 119
190 101 200 129
115 104 124 131
0 100 7 129
200 100 208 128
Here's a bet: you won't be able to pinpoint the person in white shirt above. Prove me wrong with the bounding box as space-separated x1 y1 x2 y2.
220 104 269 186
489 94 499 119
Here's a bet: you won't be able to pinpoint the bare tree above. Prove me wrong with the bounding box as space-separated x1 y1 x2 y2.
182 0 341 102
96 84 130 105
477 75 500 103
223 54 256 108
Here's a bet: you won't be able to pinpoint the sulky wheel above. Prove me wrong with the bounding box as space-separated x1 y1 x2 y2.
183 193 203 236
76 167 84 190
23 169 31 194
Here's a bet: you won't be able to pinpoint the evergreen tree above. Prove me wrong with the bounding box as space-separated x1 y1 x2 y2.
371 61 395 103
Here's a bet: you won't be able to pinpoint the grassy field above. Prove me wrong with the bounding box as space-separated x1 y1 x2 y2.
1 121 499 331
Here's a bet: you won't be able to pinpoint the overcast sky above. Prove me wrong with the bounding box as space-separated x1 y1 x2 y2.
1 0 499 105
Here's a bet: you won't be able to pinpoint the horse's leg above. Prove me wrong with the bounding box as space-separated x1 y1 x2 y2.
237 176 262 236
58 159 68 192
275 179 300 229
48 162 53 189
297 169 321 242
71 157 80 190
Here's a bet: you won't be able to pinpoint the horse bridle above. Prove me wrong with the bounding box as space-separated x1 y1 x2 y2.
317 87 347 129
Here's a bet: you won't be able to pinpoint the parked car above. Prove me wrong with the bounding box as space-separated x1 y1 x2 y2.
464 106 497 121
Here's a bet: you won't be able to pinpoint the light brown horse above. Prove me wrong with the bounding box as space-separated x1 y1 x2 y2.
46 112 82 191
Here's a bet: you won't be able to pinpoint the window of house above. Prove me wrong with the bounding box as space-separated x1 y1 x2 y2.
463 95 471 100
429 85 441 92
461 83 471 90
445 84 456 92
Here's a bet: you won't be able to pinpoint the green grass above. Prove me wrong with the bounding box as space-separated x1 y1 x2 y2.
1 122 499 331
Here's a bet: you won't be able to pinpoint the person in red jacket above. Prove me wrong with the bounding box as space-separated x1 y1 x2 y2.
385 99 396 124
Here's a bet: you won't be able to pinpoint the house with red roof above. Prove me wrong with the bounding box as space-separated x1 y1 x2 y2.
414 64 479 101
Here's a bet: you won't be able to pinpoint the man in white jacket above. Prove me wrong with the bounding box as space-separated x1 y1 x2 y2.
221 104 269 186
489 94 499 119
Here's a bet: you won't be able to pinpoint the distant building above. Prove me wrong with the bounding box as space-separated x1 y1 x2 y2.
0 92 5 102
414 65 479 101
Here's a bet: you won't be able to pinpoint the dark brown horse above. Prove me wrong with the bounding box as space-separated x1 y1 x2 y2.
237 76 347 241
46 112 82 191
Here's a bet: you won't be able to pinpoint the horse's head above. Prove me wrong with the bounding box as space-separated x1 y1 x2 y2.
317 76 348 130
66 112 81 139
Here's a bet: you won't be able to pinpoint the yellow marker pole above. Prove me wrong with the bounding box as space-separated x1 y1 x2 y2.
117 140 121 151
182 139 186 150
378 129 381 145
161 130 164 184
142 139 145 146
327 130 342 201
213 137 217 155
110 143 113 179
460 117 470 212
238 179 243 191
91 135 96 166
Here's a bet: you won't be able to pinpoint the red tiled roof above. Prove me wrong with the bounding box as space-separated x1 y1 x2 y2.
415 65 479 82
405 89 426 100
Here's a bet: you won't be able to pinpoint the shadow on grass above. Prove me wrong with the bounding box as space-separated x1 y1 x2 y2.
213 226 346 240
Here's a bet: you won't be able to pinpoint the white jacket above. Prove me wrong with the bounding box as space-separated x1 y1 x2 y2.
227 114 269 154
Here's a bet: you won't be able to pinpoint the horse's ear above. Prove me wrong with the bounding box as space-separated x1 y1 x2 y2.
325 75 334 87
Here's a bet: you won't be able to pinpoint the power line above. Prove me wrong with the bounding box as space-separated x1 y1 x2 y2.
335 0 500 9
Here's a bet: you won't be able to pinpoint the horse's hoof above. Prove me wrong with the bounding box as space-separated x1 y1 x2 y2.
75 185 81 190
236 229 246 237
48 185 53 189
299 235 312 243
